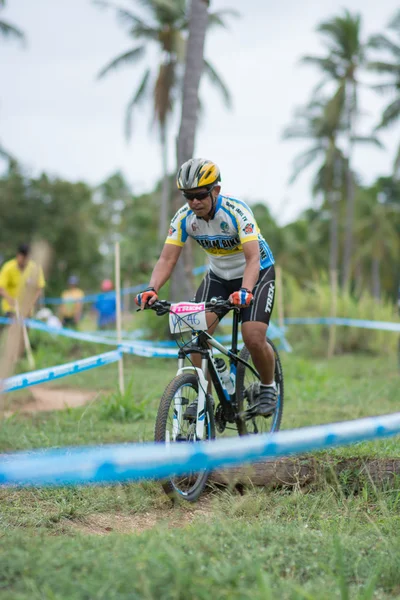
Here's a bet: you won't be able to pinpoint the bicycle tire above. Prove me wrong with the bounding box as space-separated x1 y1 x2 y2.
154 373 216 502
235 337 284 436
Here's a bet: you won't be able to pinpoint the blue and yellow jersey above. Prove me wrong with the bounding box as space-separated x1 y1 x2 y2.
166 195 274 280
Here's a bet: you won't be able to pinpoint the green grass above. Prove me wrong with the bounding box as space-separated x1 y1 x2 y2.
0 338 400 598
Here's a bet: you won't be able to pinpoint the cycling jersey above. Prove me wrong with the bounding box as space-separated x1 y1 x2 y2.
165 195 275 280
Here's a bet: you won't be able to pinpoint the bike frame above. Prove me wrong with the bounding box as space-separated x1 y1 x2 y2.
174 307 259 440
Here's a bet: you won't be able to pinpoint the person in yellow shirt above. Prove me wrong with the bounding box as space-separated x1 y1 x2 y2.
0 243 45 318
59 275 85 328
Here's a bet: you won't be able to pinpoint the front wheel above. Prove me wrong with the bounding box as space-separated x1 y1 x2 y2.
154 373 216 502
235 338 284 436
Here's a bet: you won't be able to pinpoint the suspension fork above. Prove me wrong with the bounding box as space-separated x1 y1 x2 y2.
174 353 209 441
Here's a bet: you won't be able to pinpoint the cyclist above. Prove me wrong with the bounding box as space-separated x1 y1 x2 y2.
135 158 277 418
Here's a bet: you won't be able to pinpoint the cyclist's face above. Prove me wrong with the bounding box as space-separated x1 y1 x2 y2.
185 186 219 217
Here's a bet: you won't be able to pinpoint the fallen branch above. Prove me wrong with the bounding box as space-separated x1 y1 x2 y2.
210 457 400 491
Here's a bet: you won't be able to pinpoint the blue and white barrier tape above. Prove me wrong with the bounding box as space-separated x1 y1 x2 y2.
1 411 399 487
285 317 400 333
1 350 122 393
1 316 290 357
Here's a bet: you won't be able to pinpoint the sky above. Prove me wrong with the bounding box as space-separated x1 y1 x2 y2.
1 0 399 225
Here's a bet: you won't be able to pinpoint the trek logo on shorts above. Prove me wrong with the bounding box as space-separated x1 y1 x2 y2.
265 282 275 313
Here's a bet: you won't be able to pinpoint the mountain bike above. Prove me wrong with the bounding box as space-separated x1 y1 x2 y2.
148 297 284 501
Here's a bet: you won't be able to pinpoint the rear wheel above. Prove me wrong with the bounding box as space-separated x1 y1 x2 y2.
154 373 216 502
236 338 284 436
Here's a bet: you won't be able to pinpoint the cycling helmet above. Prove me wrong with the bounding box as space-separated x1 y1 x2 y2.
176 158 220 190
101 279 113 292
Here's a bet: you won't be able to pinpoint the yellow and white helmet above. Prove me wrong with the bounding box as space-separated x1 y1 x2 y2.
176 158 221 190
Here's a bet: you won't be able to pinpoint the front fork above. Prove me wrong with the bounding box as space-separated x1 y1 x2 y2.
173 356 209 441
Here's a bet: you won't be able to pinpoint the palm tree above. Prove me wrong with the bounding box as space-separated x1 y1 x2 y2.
283 98 345 277
355 187 400 299
95 0 235 244
0 0 25 43
368 10 400 177
301 10 368 290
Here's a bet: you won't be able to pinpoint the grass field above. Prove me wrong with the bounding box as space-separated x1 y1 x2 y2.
0 332 400 599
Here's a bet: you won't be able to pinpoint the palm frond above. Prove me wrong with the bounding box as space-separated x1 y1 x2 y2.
367 33 400 56
0 19 25 42
370 81 398 95
317 11 362 62
388 10 400 31
311 77 331 96
124 69 151 140
282 125 314 140
97 46 145 79
289 146 322 184
379 97 400 128
0 142 14 162
153 61 175 128
368 60 400 74
203 59 231 108
352 135 384 149
94 1 157 37
393 142 400 178
135 0 185 26
208 9 240 30
301 55 340 79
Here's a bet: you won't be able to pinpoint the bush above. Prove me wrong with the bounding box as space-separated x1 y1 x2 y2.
282 272 398 355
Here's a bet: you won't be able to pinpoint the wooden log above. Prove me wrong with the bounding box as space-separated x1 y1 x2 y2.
209 457 400 490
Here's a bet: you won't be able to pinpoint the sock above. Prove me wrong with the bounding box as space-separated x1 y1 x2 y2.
260 382 277 390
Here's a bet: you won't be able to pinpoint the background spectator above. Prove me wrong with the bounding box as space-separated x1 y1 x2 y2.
94 279 116 330
59 275 84 328
0 243 45 318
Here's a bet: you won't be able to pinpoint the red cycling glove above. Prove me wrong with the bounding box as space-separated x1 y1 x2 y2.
229 288 254 307
135 287 158 309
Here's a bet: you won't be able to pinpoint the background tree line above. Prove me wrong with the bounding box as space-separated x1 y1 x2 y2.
0 1 400 304
0 162 399 302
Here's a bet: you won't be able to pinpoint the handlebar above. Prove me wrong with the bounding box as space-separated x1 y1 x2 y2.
141 297 239 316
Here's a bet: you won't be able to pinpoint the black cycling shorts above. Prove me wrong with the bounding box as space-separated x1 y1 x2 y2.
195 265 275 325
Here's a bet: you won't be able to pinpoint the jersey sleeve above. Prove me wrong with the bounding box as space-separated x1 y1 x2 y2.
165 209 189 247
0 263 9 289
234 204 259 244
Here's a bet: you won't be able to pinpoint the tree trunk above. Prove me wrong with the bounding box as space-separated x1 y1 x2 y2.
158 127 170 246
210 457 400 491
170 0 210 303
371 257 381 300
341 167 355 290
176 0 209 168
341 83 356 291
328 191 339 274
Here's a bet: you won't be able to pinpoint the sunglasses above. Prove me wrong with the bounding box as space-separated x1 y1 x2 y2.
182 187 214 201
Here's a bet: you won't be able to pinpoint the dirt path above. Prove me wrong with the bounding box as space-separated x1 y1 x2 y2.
64 502 213 536
6 387 98 414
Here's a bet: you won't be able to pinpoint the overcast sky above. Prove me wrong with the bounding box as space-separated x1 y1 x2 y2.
1 0 399 224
